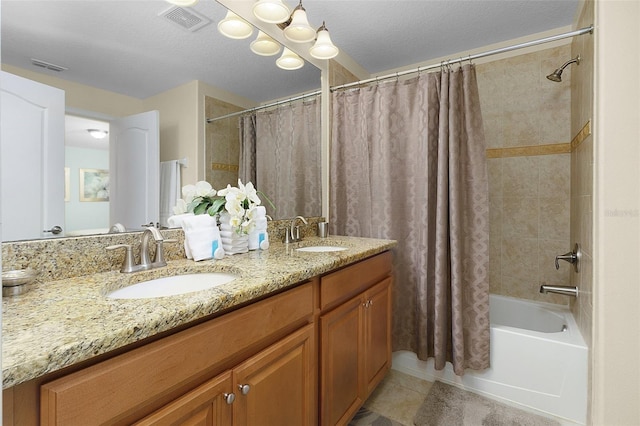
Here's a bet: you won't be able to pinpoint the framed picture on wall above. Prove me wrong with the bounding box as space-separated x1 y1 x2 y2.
79 168 110 202
64 167 70 202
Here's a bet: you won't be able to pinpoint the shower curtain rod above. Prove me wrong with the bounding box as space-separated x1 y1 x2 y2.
331 25 594 92
206 90 321 123
206 25 593 123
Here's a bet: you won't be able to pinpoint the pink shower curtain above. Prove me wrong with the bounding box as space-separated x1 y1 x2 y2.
330 64 490 374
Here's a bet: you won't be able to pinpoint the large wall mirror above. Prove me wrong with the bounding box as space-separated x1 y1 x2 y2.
1 0 323 242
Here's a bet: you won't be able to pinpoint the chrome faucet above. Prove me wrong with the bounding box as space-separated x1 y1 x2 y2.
540 284 578 297
139 226 165 269
284 216 308 244
107 226 175 273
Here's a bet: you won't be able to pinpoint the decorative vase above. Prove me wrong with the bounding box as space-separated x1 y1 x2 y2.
218 212 249 255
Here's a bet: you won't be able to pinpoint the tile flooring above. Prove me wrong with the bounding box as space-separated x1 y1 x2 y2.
361 369 573 426
361 369 433 425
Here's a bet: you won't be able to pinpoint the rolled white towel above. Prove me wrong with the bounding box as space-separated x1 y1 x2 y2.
219 230 234 239
168 213 194 228
167 213 196 258
181 215 225 261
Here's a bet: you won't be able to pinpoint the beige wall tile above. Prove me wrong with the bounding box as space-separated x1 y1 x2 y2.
501 236 539 280
503 197 539 238
503 111 539 146
501 274 535 299
569 1 594 420
539 197 571 240
205 96 243 189
538 154 571 197
502 156 539 197
482 46 572 304
487 158 503 196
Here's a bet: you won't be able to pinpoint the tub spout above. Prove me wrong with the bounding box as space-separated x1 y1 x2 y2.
539 285 578 297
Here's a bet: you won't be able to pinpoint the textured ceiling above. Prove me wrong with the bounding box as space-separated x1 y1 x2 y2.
1 0 579 103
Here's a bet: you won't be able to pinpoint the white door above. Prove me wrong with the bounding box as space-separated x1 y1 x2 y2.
0 72 65 241
109 111 159 231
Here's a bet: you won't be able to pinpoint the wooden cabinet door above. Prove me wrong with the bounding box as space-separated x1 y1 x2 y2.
320 296 364 426
134 371 233 426
363 278 392 395
233 324 315 426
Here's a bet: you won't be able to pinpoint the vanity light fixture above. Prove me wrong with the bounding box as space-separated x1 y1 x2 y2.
250 31 282 56
165 0 199 6
276 48 304 70
282 1 316 43
87 129 108 139
218 10 254 39
309 22 339 59
252 0 290 24
221 1 340 70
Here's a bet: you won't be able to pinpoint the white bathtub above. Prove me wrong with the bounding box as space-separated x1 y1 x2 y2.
392 294 588 424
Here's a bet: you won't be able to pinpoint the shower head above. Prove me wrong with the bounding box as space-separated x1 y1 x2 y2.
546 55 581 82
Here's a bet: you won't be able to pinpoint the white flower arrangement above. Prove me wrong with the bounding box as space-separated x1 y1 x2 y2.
174 179 269 235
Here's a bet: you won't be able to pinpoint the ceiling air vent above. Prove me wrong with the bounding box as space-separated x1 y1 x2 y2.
31 58 68 72
160 6 211 32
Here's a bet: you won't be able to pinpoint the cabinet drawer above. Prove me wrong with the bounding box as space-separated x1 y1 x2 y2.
41 282 313 426
320 251 392 311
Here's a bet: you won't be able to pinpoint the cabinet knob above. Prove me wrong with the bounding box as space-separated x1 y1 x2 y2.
224 393 235 404
363 299 373 308
238 384 251 395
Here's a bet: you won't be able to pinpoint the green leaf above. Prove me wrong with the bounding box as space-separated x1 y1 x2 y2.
187 197 203 212
193 202 209 215
210 197 226 215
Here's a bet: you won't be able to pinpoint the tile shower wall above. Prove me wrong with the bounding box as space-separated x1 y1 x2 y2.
570 3 594 420
478 45 573 305
205 96 243 190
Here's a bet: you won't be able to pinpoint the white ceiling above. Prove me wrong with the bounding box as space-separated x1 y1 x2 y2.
1 0 579 104
65 115 109 150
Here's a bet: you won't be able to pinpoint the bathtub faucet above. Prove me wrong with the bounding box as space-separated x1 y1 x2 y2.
539 285 578 297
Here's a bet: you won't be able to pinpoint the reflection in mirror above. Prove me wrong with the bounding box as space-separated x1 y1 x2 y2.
205 93 321 220
1 0 324 241
64 115 111 236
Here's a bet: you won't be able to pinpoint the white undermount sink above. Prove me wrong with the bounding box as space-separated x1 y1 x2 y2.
107 273 237 299
296 246 348 253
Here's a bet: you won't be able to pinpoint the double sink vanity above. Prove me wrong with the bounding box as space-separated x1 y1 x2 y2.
2 226 396 425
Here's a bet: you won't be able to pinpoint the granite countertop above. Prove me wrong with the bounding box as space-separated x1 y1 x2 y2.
2 235 396 389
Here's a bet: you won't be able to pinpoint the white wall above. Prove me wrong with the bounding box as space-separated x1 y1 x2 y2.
593 0 640 424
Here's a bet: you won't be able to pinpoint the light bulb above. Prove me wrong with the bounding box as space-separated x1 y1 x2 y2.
309 24 339 59
218 10 254 40
282 7 315 43
276 48 304 70
252 0 290 24
251 31 281 56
